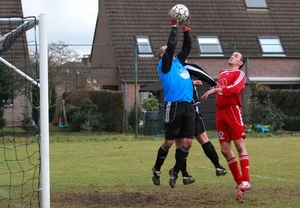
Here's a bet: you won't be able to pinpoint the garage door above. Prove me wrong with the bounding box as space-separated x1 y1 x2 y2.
196 83 216 130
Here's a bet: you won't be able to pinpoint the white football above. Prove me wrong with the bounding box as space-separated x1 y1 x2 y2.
170 4 190 22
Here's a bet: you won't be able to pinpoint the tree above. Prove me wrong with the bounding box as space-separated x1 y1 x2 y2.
48 41 89 122
28 40 89 124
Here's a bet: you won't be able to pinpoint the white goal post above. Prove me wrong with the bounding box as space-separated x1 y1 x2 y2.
0 14 50 208
39 13 50 208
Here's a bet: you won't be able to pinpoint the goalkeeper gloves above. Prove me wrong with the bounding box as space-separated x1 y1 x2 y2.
168 10 179 27
180 15 191 31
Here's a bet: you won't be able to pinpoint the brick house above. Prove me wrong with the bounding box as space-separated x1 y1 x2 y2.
2 0 300 129
90 0 300 129
0 0 32 126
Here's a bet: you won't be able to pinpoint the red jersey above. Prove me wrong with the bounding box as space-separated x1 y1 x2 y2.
216 69 246 108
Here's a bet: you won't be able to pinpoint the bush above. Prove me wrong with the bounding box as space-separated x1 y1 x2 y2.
67 98 105 132
282 116 300 131
0 107 5 129
89 90 124 132
65 90 124 132
248 100 284 131
141 94 159 111
127 106 142 129
247 83 285 131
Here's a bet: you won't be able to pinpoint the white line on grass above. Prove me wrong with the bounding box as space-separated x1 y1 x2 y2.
198 166 300 183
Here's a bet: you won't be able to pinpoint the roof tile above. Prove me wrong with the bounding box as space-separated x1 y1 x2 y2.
93 0 300 81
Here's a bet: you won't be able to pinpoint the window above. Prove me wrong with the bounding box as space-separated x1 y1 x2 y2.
139 85 149 105
135 36 153 57
258 36 285 56
196 36 223 56
245 0 268 9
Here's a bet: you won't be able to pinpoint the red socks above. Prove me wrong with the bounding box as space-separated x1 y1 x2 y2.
239 155 250 182
228 157 242 186
227 155 250 186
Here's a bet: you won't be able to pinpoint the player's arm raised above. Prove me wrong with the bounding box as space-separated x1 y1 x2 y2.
161 12 179 74
177 15 191 65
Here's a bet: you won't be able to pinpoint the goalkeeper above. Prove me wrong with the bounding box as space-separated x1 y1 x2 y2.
151 10 219 188
151 10 194 189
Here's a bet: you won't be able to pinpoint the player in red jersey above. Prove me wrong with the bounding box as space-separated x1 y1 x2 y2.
201 52 251 201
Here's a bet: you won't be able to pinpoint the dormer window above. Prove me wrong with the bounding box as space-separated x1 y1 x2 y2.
135 36 154 57
258 36 285 57
245 0 268 9
197 36 224 56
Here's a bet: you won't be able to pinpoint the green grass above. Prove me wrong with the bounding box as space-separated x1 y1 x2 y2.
1 126 26 132
1 131 300 207
46 134 300 207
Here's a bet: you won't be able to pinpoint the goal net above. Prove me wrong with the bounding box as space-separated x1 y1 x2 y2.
0 15 49 207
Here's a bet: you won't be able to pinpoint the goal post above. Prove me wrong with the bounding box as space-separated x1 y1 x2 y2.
0 14 50 207
38 13 50 208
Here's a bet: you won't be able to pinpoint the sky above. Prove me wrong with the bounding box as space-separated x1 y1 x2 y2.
21 0 98 55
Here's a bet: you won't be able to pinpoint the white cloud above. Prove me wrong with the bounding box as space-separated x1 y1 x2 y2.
22 0 98 47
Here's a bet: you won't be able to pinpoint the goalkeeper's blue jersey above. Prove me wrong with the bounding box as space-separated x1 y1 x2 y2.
157 57 193 103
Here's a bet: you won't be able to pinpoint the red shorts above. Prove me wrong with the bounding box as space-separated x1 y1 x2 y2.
216 105 246 143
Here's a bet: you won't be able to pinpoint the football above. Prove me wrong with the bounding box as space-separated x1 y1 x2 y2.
170 4 190 23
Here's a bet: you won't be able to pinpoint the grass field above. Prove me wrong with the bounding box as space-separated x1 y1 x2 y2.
1 131 300 207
